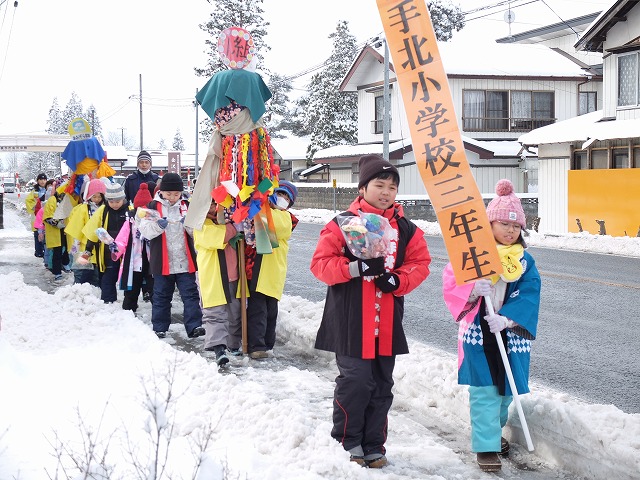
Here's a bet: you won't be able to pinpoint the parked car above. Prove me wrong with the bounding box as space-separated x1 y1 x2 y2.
112 175 126 186
1 178 16 193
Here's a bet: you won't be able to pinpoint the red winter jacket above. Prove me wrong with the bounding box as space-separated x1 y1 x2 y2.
311 197 431 359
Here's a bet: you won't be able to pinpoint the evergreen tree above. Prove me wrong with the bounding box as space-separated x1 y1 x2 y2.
45 98 65 135
265 73 294 139
172 129 185 151
429 0 465 41
294 21 358 160
61 92 84 134
196 0 270 141
158 138 168 150
85 105 103 138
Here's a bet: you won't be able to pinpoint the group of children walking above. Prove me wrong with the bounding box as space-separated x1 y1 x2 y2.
25 163 299 368
25 153 541 473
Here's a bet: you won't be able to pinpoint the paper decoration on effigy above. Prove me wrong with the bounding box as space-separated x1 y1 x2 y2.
61 117 116 199
188 26 280 253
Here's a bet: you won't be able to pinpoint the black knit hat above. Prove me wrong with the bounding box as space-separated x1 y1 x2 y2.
358 154 399 189
37 173 47 181
159 173 183 192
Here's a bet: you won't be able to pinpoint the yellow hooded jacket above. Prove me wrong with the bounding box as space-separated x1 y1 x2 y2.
194 219 239 308
65 203 98 264
252 209 293 301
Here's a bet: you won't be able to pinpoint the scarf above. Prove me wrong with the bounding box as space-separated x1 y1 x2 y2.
491 243 524 284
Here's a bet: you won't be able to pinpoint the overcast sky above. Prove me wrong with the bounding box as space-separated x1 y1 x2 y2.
0 0 612 153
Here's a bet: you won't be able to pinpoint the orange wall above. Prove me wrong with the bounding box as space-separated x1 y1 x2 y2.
568 169 640 237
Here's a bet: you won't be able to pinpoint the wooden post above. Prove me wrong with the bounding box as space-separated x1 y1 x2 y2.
238 237 248 354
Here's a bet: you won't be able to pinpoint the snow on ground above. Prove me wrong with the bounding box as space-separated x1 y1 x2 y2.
0 198 638 480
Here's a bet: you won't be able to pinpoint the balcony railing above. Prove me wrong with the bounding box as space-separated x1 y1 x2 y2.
462 116 555 132
371 118 392 134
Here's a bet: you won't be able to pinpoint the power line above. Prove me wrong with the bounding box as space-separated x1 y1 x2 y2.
0 1 17 89
539 0 580 38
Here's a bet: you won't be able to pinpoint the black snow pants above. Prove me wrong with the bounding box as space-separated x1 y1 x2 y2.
332 352 396 456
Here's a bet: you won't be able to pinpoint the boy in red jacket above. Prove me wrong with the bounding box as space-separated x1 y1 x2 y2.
310 155 431 468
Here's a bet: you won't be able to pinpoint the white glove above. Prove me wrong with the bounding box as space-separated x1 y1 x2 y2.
472 279 493 297
484 314 512 333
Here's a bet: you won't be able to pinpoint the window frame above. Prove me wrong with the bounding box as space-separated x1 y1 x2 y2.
579 91 597 115
617 51 639 107
462 89 555 132
371 88 392 135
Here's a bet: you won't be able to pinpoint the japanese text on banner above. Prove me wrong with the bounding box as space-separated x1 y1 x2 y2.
377 0 502 285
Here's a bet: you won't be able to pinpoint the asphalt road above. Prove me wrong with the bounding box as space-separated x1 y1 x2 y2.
285 221 640 414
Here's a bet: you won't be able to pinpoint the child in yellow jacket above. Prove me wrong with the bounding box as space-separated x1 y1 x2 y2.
194 199 243 366
24 173 47 258
65 178 106 286
81 182 130 303
42 182 74 281
245 181 298 359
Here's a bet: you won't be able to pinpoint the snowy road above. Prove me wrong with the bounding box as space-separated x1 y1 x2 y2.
286 222 640 414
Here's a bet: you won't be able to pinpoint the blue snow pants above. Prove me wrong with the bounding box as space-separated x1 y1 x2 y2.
151 272 202 336
469 385 513 453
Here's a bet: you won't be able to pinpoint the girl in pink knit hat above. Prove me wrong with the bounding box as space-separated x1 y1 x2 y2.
442 179 541 473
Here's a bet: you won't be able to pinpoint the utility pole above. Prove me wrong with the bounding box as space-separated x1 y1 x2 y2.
194 88 199 178
118 127 126 146
139 74 143 150
383 39 390 161
374 36 391 160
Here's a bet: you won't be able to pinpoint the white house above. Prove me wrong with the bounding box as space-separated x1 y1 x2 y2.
311 18 601 196
519 0 640 237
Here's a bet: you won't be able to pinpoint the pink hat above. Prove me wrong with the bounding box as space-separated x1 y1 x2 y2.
486 179 526 229
84 178 107 201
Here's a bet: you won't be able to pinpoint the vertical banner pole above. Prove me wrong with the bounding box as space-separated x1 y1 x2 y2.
377 0 533 451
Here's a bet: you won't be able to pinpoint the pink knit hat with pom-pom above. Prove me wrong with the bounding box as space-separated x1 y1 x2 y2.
84 178 107 201
486 179 526 229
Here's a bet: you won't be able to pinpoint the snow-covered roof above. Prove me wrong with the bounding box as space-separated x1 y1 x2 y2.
496 12 600 45
342 40 590 92
575 0 636 52
315 137 532 162
461 136 536 158
314 140 407 160
103 145 127 161
270 133 310 160
438 41 588 77
519 110 640 146
299 163 328 176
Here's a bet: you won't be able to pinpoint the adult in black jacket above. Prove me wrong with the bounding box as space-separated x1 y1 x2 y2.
123 150 159 204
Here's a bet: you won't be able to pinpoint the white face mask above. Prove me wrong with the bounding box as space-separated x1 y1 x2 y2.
276 196 290 210
139 168 151 175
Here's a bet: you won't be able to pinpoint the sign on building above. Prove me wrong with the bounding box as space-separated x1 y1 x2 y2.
168 152 181 174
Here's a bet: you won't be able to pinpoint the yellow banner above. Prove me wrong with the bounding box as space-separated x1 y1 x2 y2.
377 0 502 285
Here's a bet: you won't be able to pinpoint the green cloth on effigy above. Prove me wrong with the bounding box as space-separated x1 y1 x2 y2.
196 69 272 123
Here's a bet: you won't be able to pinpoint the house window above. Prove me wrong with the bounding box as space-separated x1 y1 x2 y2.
618 52 639 107
613 151 628 169
351 162 359 183
572 151 588 170
579 91 597 115
373 91 392 134
463 90 555 132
